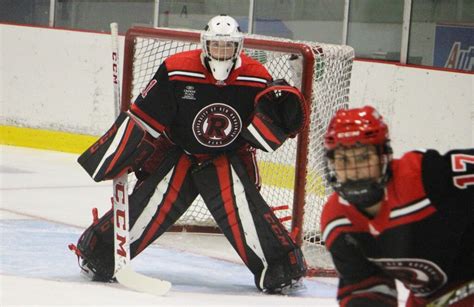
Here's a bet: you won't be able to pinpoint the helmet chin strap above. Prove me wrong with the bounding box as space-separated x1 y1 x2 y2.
325 144 393 212
336 179 385 210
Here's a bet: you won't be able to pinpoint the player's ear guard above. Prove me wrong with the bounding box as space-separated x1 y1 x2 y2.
241 79 308 152
78 112 156 182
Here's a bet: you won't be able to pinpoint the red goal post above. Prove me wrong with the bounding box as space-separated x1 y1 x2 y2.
120 26 354 276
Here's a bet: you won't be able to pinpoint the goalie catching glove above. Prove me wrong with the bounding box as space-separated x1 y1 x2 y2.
241 79 308 152
78 112 157 182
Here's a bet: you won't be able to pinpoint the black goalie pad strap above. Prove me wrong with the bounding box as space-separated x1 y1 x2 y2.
78 112 156 182
254 79 309 137
241 113 288 152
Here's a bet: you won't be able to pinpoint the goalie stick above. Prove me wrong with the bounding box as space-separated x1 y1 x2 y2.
110 22 171 296
426 280 474 307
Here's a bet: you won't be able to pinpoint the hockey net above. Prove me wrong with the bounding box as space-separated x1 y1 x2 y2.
121 27 354 276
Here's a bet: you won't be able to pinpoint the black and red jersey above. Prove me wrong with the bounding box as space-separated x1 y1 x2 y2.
130 49 272 155
321 149 474 307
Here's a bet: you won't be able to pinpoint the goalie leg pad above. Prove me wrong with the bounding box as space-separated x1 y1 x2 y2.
191 153 306 292
227 153 307 291
75 147 198 281
256 248 307 293
130 153 199 254
76 208 115 282
78 112 157 182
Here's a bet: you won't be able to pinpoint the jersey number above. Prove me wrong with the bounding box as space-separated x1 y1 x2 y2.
141 79 157 98
451 154 474 189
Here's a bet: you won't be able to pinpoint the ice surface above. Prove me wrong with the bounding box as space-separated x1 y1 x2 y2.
0 145 407 306
0 145 340 306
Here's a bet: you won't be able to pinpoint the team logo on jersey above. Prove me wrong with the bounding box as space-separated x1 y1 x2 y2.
192 103 242 148
182 85 196 100
368 258 447 297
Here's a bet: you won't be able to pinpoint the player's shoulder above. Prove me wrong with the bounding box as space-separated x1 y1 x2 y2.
420 148 474 205
321 193 354 247
237 53 272 80
389 150 426 202
240 53 264 66
164 49 205 72
321 193 347 226
391 150 424 181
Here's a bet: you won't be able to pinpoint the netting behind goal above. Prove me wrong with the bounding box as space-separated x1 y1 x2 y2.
121 27 354 276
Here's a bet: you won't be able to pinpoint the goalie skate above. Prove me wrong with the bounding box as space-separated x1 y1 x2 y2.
263 277 306 295
78 258 116 283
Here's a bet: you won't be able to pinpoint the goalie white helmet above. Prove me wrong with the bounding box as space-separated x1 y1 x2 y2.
201 15 244 81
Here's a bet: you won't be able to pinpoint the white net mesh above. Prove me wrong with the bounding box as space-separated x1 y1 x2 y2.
124 27 354 274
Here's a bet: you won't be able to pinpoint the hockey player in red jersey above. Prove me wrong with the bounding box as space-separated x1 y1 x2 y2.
320 105 474 306
70 15 308 293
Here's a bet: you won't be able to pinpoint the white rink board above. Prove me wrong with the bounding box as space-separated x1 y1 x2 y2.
350 61 473 156
1 23 472 155
1 24 122 135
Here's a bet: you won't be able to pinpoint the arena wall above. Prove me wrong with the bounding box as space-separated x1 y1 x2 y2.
1 24 472 156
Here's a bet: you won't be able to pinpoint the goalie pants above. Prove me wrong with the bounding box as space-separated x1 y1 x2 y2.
81 136 305 288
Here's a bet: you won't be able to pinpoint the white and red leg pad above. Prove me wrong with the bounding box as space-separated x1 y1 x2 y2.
191 153 307 292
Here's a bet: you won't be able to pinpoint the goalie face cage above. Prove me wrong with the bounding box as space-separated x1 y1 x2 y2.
121 27 354 277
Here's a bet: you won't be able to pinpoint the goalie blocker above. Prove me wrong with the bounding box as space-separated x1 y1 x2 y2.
78 112 157 182
241 79 308 152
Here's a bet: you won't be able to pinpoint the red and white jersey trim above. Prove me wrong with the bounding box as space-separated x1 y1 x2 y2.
129 112 160 138
236 75 268 84
389 198 431 219
168 70 206 79
351 284 398 298
322 217 351 242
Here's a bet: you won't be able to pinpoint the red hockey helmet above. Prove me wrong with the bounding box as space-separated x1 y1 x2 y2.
324 105 389 150
324 106 392 209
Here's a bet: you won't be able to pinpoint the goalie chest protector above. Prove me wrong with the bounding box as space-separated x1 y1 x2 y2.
131 49 272 155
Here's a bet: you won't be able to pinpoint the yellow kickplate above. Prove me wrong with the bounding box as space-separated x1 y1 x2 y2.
0 125 98 154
